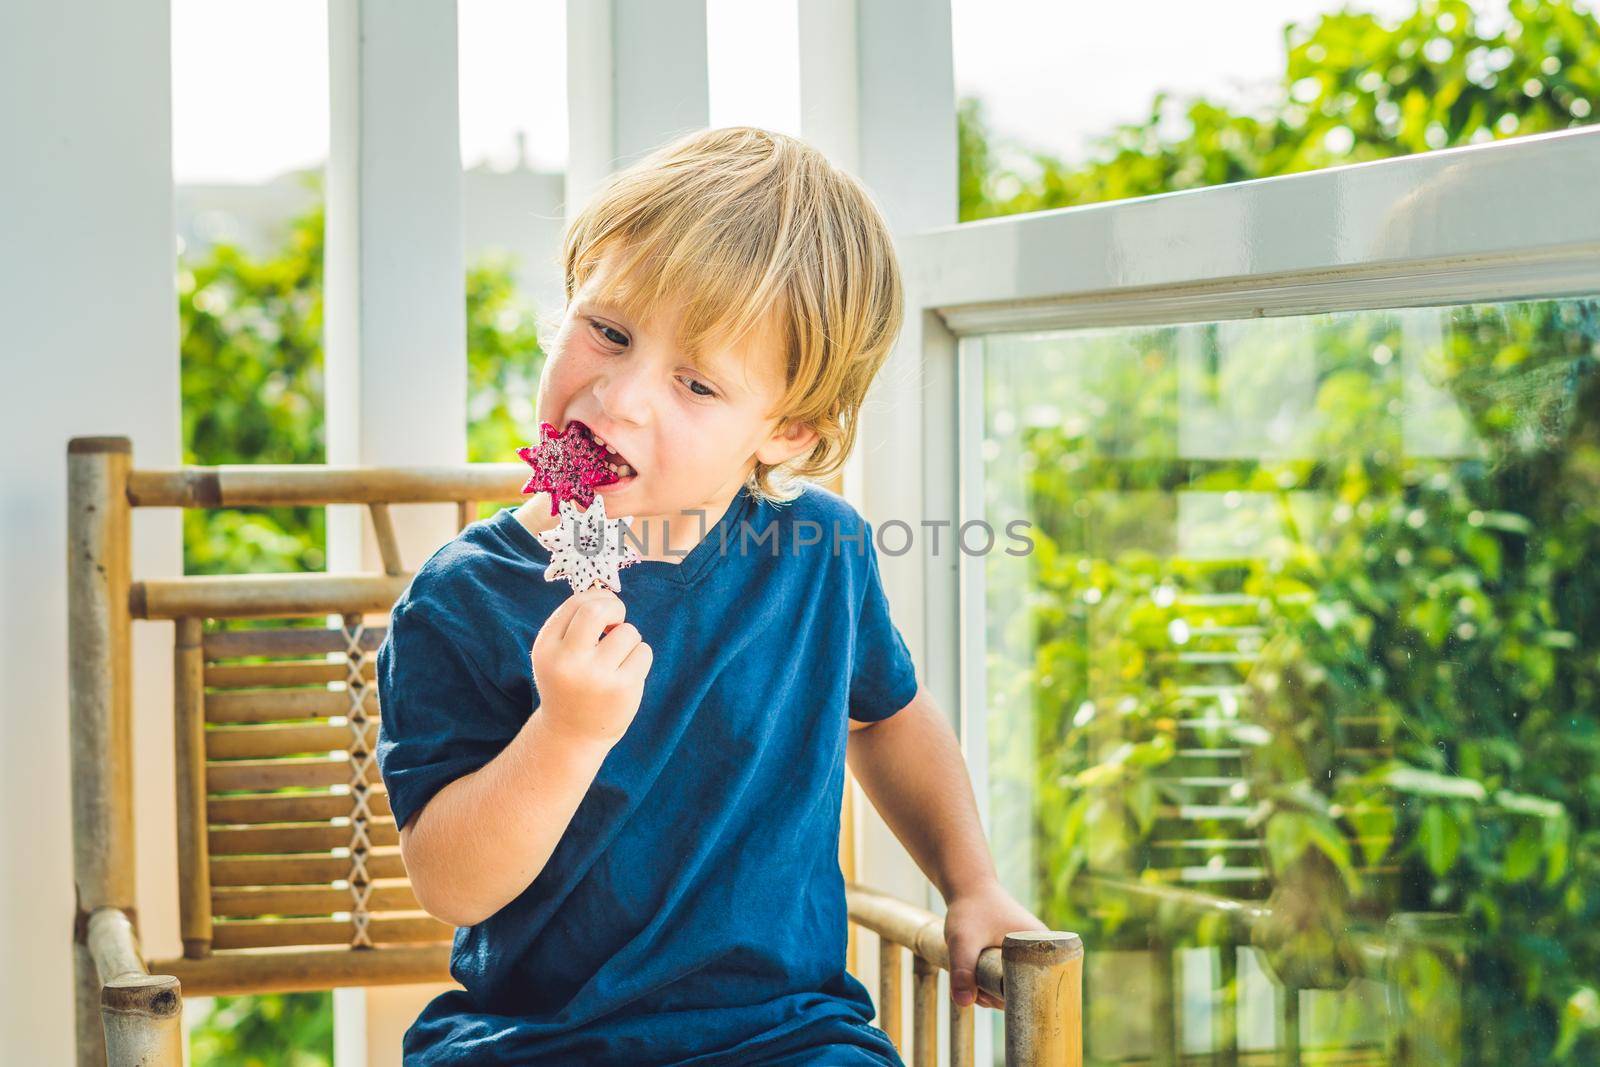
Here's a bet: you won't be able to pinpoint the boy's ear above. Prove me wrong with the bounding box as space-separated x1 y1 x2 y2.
758 418 820 467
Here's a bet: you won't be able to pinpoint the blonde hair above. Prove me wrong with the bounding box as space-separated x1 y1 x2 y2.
555 126 904 505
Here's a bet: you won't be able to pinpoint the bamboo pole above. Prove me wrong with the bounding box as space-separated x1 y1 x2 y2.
68 436 136 1066
206 756 350 792
206 684 380 726
125 462 528 508
207 820 400 855
150 944 452 997
210 914 450 951
204 721 371 761
203 624 385 659
878 939 904 1050
368 502 404 575
174 617 211 958
207 789 392 824
950 999 974 1067
88 908 181 1067
209 850 408 887
204 677 379 717
132 571 410 620
1002 932 1084 1067
210 883 422 919
911 953 938 1067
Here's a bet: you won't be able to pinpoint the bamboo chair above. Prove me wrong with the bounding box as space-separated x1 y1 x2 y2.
66 435 1083 1067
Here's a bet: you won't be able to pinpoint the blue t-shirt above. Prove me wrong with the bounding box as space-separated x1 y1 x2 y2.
375 482 921 1066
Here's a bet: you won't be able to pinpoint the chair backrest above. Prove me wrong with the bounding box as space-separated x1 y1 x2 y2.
70 437 528 996
172 611 452 990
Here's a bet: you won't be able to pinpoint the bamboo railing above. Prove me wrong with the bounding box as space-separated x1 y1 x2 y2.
849 884 1084 1066
66 435 1085 1067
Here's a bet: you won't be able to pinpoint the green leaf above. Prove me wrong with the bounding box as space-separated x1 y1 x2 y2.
1478 510 1533 536
1377 763 1487 802
1503 825 1542 884
1420 805 1461 877
1494 790 1565 820
1266 811 1361 894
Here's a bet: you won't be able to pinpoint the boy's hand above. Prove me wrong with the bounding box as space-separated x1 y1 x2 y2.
530 587 653 750
944 879 1050 1010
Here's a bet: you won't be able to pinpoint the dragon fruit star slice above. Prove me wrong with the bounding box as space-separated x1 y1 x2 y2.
535 495 642 595
516 420 621 516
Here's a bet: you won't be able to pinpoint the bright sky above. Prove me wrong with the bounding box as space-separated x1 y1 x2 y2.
172 0 1442 185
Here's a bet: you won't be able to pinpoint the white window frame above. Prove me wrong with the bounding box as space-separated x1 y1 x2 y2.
855 124 1600 1066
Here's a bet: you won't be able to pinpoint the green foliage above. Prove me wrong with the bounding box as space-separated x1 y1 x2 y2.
982 300 1600 1062
960 0 1600 221
187 992 334 1067
464 250 549 465
179 174 328 576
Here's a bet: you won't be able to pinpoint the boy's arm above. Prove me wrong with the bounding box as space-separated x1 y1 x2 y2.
399 713 610 927
394 587 649 929
846 685 1048 1008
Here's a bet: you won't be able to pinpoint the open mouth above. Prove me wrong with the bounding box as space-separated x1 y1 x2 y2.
566 420 637 485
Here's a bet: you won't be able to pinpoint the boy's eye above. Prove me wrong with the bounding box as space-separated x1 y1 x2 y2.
589 320 628 347
681 377 716 399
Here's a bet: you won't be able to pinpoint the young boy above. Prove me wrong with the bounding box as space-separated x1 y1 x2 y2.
376 126 1044 1065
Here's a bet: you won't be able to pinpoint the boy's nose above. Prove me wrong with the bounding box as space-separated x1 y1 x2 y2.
594 362 652 426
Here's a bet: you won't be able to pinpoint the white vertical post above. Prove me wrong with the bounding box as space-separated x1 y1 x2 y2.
797 0 958 671
798 0 961 1053
326 3 467 1063
797 0 859 173
565 0 710 220
1 0 183 1060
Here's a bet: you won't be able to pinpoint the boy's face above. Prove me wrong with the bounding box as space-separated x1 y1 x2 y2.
534 253 818 522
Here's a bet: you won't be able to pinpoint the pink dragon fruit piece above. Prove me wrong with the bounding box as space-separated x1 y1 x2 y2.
516 421 620 515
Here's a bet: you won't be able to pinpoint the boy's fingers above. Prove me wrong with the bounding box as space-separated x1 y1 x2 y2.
947 936 980 1008
562 588 625 646
592 622 641 671
538 585 594 642
619 639 654 678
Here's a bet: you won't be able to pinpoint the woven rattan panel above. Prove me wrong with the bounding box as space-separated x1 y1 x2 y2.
195 614 452 953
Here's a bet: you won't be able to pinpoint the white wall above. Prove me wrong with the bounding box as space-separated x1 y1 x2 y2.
0 0 184 1060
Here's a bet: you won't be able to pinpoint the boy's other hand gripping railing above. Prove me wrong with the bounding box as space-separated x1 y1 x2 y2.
847 884 1083 1066
67 436 1084 1066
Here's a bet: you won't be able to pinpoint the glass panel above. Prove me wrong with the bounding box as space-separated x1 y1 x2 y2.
974 297 1600 1065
